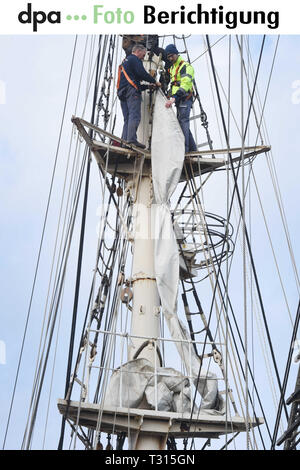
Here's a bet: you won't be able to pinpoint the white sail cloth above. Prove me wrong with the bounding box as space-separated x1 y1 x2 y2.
151 90 184 317
105 358 195 413
151 91 224 414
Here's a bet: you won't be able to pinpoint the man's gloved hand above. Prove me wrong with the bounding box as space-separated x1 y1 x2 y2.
165 97 175 108
148 82 161 90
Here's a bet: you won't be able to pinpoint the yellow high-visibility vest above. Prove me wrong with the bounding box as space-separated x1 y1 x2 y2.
169 55 194 98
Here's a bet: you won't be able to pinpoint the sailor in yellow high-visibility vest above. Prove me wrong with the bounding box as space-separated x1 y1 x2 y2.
165 44 197 153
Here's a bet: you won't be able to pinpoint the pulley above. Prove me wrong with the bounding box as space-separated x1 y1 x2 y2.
117 185 123 197
106 434 113 451
213 348 223 366
96 434 103 450
121 286 133 304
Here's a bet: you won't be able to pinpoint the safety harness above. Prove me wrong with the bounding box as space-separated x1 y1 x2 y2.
169 59 184 88
169 60 194 101
117 63 138 91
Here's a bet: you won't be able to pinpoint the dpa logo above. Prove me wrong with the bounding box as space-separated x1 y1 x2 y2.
18 3 61 32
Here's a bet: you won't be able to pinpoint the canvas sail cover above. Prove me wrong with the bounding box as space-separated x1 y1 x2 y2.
105 91 224 414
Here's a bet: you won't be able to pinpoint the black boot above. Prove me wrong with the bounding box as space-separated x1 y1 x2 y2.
127 140 146 149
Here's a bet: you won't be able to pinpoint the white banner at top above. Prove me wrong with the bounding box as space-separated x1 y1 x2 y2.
0 0 300 35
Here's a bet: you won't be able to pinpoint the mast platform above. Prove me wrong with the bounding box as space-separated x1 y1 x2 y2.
72 117 271 182
57 399 263 441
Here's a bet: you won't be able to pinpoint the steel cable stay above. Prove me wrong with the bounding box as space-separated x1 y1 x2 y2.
240 35 250 450
64 55 127 449
67 211 129 449
203 35 284 438
21 139 86 448
210 184 275 443
201 35 280 173
206 32 292 386
176 169 246 447
178 171 267 450
174 33 267 216
228 35 293 425
236 34 299 298
223 35 298 440
228 190 282 427
205 35 289 428
63 39 123 443
271 300 300 449
42 279 66 449
241 32 297 264
157 33 288 452
66 157 134 449
26 45 95 447
228 177 284 435
92 184 136 397
236 35 265 146
87 222 134 449
176 34 282 448
22 147 89 449
2 36 80 450
201 34 225 152
225 35 232 450
70 195 130 449
190 35 227 65
181 35 214 153
234 35 295 329
244 37 300 295
21 35 102 449
182 172 270 447
58 34 105 450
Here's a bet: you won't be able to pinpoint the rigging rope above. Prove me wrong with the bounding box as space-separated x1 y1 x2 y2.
180 34 284 448
205 34 289 424
182 188 265 449
2 35 79 450
30 37 92 449
271 299 300 449
58 35 103 450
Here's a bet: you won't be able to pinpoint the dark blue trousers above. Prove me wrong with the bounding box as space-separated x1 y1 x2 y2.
119 86 142 143
176 97 197 153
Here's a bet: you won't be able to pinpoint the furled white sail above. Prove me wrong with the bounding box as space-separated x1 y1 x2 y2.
151 90 184 317
151 90 224 413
